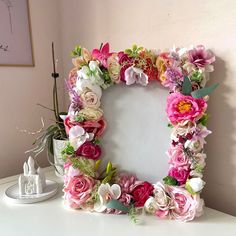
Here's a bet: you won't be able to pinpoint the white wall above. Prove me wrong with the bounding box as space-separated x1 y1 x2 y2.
0 0 65 178
58 0 236 216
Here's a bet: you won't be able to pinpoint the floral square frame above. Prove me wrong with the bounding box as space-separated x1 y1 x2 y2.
62 43 217 222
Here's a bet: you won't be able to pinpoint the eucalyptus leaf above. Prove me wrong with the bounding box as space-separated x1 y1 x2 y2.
191 83 219 98
182 76 192 95
106 200 130 213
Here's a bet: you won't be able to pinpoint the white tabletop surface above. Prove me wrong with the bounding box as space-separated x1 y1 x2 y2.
0 169 236 236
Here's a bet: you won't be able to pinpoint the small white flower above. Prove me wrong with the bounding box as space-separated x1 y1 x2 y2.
94 183 121 213
77 61 104 90
68 126 89 150
124 66 148 86
184 140 203 153
187 178 205 193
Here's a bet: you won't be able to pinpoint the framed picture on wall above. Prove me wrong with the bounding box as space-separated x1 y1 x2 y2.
0 0 34 66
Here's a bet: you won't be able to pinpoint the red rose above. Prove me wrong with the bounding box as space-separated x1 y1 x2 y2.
64 116 106 138
75 141 101 160
131 181 154 207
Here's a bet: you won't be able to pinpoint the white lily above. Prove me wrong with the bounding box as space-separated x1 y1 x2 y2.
94 183 121 213
68 125 89 150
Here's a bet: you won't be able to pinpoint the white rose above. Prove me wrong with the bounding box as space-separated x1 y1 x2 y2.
80 88 100 109
184 139 203 153
187 178 205 193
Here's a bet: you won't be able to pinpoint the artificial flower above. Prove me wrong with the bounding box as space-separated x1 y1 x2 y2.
116 172 137 194
169 186 202 222
166 92 207 125
64 174 96 209
168 167 190 185
184 139 204 153
64 116 106 138
107 53 121 83
69 126 90 150
94 183 121 213
80 88 101 109
92 43 113 68
76 76 102 99
78 107 103 121
77 61 104 87
131 181 154 207
152 182 173 217
185 177 205 194
188 45 215 71
167 145 190 168
124 66 149 86
191 152 206 169
67 68 77 89
190 124 212 145
162 66 184 91
170 121 195 142
75 141 102 160
72 47 92 69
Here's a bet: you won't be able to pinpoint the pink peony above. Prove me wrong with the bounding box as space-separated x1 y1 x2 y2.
169 186 203 222
167 145 190 168
168 166 190 185
166 92 207 125
76 141 101 160
64 174 95 209
188 45 215 68
116 172 137 194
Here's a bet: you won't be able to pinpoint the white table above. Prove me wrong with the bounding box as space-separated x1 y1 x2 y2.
0 169 236 236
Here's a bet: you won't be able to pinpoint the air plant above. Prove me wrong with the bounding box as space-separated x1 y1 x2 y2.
24 42 67 165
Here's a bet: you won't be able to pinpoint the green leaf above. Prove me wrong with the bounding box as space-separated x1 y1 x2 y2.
62 144 74 156
191 83 219 98
94 160 101 171
182 76 192 95
132 44 137 51
199 114 209 126
163 176 179 186
167 123 174 128
124 49 132 54
185 181 196 195
93 139 101 145
106 200 130 213
106 161 112 174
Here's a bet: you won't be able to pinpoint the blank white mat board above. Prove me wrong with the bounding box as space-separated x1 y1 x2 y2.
101 82 171 183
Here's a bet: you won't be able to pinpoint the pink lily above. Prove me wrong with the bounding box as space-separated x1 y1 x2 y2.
92 42 113 68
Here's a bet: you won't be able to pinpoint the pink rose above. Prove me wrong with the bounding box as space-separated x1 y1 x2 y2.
167 145 190 168
131 181 154 207
166 92 207 125
169 186 203 222
168 166 190 185
76 141 101 160
64 174 95 209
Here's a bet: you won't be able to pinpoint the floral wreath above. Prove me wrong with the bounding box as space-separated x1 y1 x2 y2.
62 43 217 222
